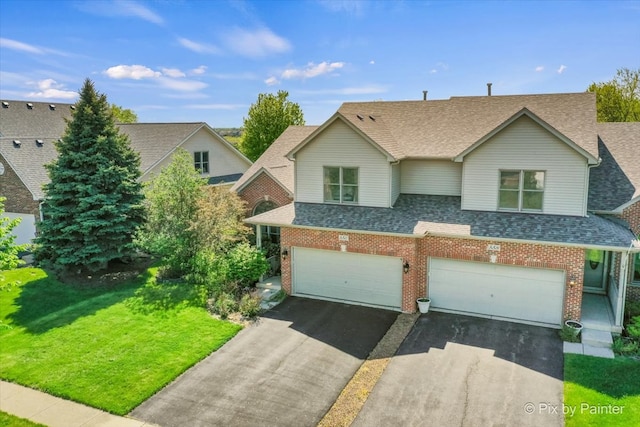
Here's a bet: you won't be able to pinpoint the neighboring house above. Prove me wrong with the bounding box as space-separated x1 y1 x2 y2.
235 91 640 332
0 100 251 244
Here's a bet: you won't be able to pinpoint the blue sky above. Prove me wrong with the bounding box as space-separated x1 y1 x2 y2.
1 0 639 127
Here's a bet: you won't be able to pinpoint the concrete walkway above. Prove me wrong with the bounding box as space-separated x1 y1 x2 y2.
0 381 157 427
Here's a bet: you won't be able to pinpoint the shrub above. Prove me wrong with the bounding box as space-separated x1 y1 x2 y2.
625 300 640 319
627 316 640 341
559 325 581 343
226 243 269 288
213 292 237 319
612 336 640 356
239 293 262 318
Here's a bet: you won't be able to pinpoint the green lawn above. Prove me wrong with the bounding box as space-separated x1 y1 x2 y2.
0 411 47 427
564 354 640 426
0 267 241 415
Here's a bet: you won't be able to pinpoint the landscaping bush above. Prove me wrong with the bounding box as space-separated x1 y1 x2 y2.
226 243 269 288
213 292 237 319
627 316 640 341
559 325 581 343
625 300 640 319
239 293 262 318
612 335 640 356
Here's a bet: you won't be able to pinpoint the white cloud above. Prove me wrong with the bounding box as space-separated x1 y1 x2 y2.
429 62 449 74
319 0 366 15
557 65 567 74
184 104 245 110
265 76 279 86
298 85 387 95
535 66 544 72
190 65 208 75
78 0 163 25
178 37 221 54
105 65 161 79
26 79 77 99
0 38 43 54
430 69 437 74
225 27 291 58
161 67 186 78
369 60 375 65
281 62 345 80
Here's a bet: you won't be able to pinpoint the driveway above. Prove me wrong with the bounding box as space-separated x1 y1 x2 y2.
131 297 397 427
353 312 564 427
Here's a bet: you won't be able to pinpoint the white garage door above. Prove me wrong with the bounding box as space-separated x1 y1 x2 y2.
428 258 564 326
3 213 36 245
292 247 402 310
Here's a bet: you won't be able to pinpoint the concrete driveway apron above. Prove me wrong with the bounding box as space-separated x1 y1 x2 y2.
131 297 397 427
353 311 564 427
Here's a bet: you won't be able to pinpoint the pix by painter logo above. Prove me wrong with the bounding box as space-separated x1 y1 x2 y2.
524 402 625 417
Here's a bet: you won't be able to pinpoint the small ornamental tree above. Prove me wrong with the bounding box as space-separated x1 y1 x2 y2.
35 79 144 272
137 148 205 276
240 90 305 161
1 197 27 271
588 67 640 122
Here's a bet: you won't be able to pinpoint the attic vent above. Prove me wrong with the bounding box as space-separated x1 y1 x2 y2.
27 103 34 109
2 102 8 108
13 140 21 147
36 139 44 146
356 114 364 121
49 104 56 110
369 115 376 121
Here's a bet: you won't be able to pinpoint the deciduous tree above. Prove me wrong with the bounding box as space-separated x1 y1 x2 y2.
110 104 138 123
0 197 27 271
588 67 640 122
240 90 305 161
35 79 144 272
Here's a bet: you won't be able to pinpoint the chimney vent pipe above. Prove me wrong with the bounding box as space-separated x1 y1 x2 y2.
487 83 492 96
422 90 428 101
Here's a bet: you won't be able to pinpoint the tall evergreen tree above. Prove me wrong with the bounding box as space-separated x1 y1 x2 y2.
35 79 144 272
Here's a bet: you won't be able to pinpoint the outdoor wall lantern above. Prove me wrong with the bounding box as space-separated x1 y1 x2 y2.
569 275 576 286
282 248 289 259
403 261 410 274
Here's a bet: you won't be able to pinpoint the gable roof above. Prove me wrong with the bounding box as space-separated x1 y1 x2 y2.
589 122 640 211
333 92 598 160
231 125 318 195
0 99 250 200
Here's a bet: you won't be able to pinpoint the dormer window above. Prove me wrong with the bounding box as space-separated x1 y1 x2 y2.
499 170 545 211
324 167 359 204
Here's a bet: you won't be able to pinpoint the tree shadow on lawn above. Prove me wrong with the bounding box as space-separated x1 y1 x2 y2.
565 354 640 399
8 267 153 334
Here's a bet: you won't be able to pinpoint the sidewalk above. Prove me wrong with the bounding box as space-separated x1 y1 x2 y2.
0 381 158 427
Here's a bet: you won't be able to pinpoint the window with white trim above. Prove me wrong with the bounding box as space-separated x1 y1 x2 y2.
324 167 358 204
194 151 209 174
499 170 544 211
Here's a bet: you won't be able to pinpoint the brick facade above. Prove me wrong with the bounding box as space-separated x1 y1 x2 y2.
621 200 640 236
280 226 585 321
0 154 40 216
237 171 292 214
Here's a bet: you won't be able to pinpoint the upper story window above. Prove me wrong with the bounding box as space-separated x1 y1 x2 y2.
194 151 209 174
324 167 358 204
498 170 544 211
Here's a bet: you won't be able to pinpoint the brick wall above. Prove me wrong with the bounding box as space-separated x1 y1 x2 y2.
621 200 640 236
0 154 40 216
280 226 585 320
237 171 292 214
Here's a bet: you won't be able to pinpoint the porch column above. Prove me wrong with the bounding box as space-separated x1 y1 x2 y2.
616 252 629 328
256 225 262 249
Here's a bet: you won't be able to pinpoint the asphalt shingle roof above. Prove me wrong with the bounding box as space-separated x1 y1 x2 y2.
247 195 636 249
231 125 318 194
336 92 599 160
588 122 640 210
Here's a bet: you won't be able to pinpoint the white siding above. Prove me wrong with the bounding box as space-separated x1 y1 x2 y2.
461 116 588 216
143 128 249 181
400 160 462 196
295 120 391 207
391 163 401 205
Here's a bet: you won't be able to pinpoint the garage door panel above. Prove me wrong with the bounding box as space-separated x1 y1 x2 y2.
429 258 564 325
293 248 402 310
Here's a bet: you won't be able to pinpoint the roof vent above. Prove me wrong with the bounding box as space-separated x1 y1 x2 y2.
487 83 492 96
2 102 8 108
70 105 75 110
423 90 428 101
356 114 364 121
26 102 34 109
369 115 376 121
49 104 56 110
36 139 44 146
13 140 21 147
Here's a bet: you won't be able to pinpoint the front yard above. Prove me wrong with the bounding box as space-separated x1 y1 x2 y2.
564 354 640 426
0 266 241 415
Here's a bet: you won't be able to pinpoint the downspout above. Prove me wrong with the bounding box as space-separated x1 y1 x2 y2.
584 158 601 216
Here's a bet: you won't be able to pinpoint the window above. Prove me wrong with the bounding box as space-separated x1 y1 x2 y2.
194 151 209 174
499 170 544 211
253 200 280 245
634 235 640 284
324 167 358 204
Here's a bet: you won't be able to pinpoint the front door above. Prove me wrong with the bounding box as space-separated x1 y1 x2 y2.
583 250 608 293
